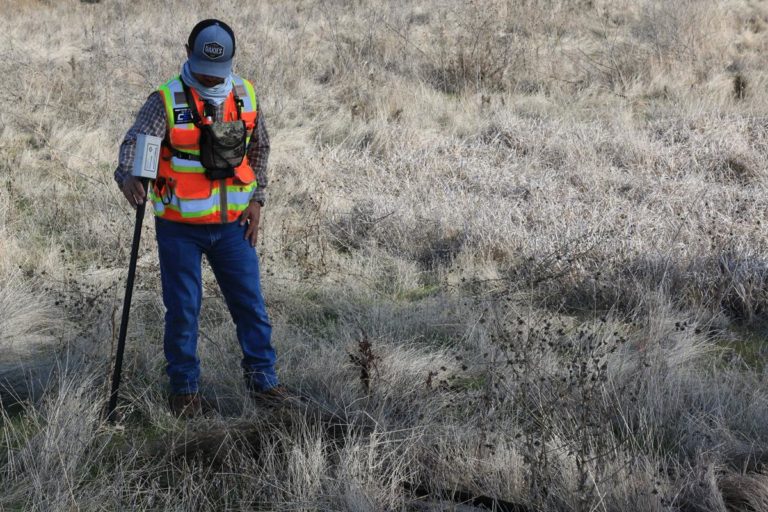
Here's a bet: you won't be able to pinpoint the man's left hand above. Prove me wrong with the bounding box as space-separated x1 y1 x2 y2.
240 201 262 247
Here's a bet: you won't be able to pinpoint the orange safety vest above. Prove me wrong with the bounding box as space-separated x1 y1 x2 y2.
149 75 259 224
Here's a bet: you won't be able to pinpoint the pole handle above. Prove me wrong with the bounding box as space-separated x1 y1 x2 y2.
106 178 149 422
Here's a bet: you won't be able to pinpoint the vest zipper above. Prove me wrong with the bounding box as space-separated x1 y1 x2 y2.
219 178 227 223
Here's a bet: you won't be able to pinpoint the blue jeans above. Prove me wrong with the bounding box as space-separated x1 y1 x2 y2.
155 217 278 394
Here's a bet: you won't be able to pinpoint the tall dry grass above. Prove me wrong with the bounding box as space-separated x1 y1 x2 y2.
2 0 768 510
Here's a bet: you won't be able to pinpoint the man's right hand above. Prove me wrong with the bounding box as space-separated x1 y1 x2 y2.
120 176 146 209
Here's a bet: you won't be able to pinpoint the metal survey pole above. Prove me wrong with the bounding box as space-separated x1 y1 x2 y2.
106 179 148 422
106 134 161 423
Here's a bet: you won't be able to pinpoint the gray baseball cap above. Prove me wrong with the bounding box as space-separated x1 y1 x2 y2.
187 20 236 78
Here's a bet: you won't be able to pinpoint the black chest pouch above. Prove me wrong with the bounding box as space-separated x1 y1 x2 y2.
199 121 247 180
181 79 247 180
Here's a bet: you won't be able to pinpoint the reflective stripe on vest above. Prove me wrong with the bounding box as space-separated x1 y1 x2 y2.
151 75 259 224
150 183 254 220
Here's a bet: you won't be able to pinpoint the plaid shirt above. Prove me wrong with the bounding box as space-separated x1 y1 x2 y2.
114 89 270 205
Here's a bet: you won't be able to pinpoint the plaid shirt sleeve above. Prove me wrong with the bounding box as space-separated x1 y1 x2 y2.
247 105 270 205
114 92 167 187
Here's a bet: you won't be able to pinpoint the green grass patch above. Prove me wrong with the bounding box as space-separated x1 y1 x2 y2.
723 325 768 372
397 284 440 302
446 374 486 392
0 405 42 463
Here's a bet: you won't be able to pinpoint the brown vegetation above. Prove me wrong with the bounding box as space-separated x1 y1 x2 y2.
2 0 768 510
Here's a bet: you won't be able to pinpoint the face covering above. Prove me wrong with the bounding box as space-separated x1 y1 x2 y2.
180 60 233 106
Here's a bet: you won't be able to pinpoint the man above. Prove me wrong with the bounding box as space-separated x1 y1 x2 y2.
115 19 286 417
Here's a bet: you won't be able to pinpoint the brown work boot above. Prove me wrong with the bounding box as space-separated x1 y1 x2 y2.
250 385 304 408
168 393 203 418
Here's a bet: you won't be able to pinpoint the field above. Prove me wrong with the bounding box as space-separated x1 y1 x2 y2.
2 0 768 510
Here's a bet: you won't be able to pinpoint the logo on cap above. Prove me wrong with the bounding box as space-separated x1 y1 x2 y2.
203 41 225 59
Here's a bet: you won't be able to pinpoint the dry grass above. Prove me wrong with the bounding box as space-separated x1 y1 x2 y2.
2 0 768 510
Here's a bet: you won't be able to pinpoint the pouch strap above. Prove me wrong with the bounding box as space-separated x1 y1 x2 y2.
180 77 242 123
180 78 204 126
171 148 201 162
234 94 243 120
